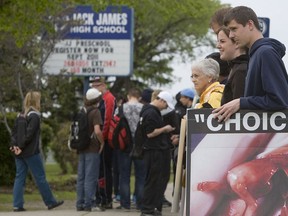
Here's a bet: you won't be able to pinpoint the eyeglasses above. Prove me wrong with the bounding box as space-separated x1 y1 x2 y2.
191 74 200 79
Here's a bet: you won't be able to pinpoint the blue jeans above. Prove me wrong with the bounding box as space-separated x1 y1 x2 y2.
13 153 57 208
76 152 100 209
117 149 146 209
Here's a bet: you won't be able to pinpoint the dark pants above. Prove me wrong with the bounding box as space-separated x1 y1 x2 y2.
113 150 120 197
141 149 171 214
96 141 113 205
117 149 146 209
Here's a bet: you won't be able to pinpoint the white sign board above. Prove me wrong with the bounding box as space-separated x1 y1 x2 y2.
44 6 134 76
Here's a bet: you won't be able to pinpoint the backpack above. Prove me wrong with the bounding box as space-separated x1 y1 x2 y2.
68 107 95 151
108 105 132 151
130 111 146 159
10 111 38 149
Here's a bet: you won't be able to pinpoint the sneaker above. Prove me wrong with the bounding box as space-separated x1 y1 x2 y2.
140 212 154 216
131 194 136 204
83 207 91 212
113 194 121 203
116 205 130 212
13 207 26 212
102 202 113 209
154 210 162 216
76 207 84 211
91 206 106 212
47 200 64 210
162 197 172 208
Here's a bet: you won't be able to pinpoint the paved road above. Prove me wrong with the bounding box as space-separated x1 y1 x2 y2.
0 183 180 216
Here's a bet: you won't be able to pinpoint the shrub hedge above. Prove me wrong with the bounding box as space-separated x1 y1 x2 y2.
0 112 54 186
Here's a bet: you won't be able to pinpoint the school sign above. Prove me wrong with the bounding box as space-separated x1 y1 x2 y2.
44 6 134 76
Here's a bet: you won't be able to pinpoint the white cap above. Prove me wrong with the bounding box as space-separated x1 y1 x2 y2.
158 91 174 109
86 88 102 100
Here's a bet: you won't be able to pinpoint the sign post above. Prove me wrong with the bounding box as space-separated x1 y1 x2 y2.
258 17 270 37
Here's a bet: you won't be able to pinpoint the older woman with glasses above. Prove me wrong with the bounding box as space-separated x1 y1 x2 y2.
191 58 224 108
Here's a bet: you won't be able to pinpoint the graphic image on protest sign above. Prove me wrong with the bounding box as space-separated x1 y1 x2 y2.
44 5 133 76
186 109 288 216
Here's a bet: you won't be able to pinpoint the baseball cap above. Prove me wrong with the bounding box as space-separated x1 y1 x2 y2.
86 88 102 100
89 76 106 83
180 88 195 100
158 91 174 109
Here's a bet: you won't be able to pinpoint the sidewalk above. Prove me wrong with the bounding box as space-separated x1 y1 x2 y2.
0 183 180 216
0 208 178 216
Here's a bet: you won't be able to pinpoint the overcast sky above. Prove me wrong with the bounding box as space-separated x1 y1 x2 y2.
167 0 288 96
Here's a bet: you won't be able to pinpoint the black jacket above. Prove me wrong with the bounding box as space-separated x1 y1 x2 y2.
141 104 170 150
221 54 248 105
19 110 41 158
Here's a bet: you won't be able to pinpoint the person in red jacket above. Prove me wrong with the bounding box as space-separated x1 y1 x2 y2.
90 76 116 209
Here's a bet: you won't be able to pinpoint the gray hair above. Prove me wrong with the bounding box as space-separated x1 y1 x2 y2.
192 58 220 81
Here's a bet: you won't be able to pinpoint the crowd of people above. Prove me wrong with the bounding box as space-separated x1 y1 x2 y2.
190 5 288 216
8 4 288 216
65 76 197 215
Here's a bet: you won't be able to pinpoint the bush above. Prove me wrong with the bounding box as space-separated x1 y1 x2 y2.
50 122 78 174
0 112 56 186
0 112 17 186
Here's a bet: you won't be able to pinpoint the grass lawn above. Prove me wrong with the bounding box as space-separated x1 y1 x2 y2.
0 163 76 211
0 162 174 211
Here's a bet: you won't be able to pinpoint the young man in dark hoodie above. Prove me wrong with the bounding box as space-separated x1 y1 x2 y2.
213 6 288 121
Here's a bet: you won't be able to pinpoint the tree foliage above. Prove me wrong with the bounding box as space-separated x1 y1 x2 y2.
0 0 225 174
110 0 222 90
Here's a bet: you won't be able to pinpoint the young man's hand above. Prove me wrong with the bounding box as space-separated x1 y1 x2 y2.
163 125 175 133
213 99 240 122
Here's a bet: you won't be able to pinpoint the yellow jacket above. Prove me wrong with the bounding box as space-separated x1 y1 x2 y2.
195 82 224 109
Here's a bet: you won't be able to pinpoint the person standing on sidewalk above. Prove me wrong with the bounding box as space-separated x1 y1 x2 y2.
90 76 116 209
76 88 105 212
10 91 64 212
140 91 175 216
115 88 146 211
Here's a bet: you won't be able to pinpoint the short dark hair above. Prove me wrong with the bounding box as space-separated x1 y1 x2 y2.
84 97 102 106
128 87 141 98
210 7 231 28
223 6 260 31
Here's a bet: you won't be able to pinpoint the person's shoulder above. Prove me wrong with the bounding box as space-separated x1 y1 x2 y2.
87 106 100 115
105 90 116 98
143 104 160 116
124 101 143 107
210 83 225 96
27 110 41 119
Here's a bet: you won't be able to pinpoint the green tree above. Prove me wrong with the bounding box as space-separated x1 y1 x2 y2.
1 0 223 115
0 0 225 174
110 0 222 92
